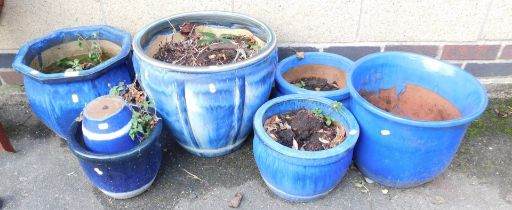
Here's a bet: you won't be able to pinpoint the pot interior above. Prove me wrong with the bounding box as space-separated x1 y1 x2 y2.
139 12 274 61
351 53 487 119
30 40 121 72
283 64 347 88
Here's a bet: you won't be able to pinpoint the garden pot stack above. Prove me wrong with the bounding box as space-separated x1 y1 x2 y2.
12 26 134 140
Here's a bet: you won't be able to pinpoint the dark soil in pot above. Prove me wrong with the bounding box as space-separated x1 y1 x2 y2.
31 33 121 74
360 84 462 121
44 53 114 73
284 64 346 91
264 108 346 151
151 22 266 66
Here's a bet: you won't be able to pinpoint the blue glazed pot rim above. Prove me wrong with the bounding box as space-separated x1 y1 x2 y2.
12 25 132 83
67 119 163 162
275 52 353 98
132 11 277 73
348 51 489 128
253 94 360 159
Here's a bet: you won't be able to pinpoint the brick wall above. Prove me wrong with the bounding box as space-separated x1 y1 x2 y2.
278 43 512 78
1 0 511 86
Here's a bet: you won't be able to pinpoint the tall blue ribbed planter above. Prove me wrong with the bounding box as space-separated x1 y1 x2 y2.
12 25 134 139
348 52 488 188
68 120 163 199
132 11 277 157
274 52 353 108
253 94 360 202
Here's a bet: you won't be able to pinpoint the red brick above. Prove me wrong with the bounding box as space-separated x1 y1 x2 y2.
500 45 512 59
0 71 24 85
384 45 439 57
441 45 500 60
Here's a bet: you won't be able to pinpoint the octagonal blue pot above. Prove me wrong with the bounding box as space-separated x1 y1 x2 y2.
12 25 134 139
132 11 277 157
68 119 163 199
253 94 359 202
348 52 488 188
274 52 353 109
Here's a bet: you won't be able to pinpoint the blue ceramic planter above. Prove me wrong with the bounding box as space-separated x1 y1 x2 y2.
82 96 137 154
274 52 353 108
348 52 488 188
132 11 277 157
68 120 163 199
12 25 134 139
253 94 359 202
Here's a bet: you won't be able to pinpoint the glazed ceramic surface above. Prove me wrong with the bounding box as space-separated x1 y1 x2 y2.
68 120 163 199
274 52 353 108
253 94 359 202
132 11 277 157
82 96 137 154
348 52 488 188
12 25 134 139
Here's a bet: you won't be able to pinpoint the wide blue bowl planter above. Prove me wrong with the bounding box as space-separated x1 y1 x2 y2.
253 94 360 202
12 25 134 139
132 11 277 157
68 120 163 199
274 52 353 109
82 95 138 154
348 52 488 188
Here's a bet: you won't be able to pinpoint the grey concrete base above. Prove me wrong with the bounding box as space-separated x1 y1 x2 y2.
1 84 512 209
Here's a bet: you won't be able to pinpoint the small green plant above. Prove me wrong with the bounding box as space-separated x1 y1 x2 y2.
295 80 306 88
57 32 103 72
56 58 82 72
312 108 335 126
109 81 159 142
331 101 344 113
197 32 232 46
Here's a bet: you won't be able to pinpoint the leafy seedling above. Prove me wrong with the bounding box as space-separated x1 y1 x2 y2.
109 81 159 142
56 32 103 72
312 108 336 126
331 101 344 113
295 80 306 88
197 32 232 46
57 58 82 72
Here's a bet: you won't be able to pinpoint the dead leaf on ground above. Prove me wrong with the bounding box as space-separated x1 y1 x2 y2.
229 192 243 208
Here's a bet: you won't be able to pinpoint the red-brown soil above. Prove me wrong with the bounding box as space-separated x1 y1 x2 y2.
360 84 462 121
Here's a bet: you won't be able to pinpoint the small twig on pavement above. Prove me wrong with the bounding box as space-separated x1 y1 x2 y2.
182 168 204 182
362 184 373 210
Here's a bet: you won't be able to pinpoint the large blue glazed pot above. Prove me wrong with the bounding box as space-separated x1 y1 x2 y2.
12 25 134 139
274 52 353 109
82 95 137 154
348 52 488 188
253 94 360 202
132 11 277 157
68 120 163 199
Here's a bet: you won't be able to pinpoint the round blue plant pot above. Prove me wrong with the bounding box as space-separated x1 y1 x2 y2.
253 94 360 202
68 119 163 199
274 52 353 109
132 11 277 157
82 95 137 154
12 25 134 140
348 52 488 188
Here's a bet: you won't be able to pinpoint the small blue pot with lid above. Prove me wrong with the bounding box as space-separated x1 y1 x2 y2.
82 95 137 154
